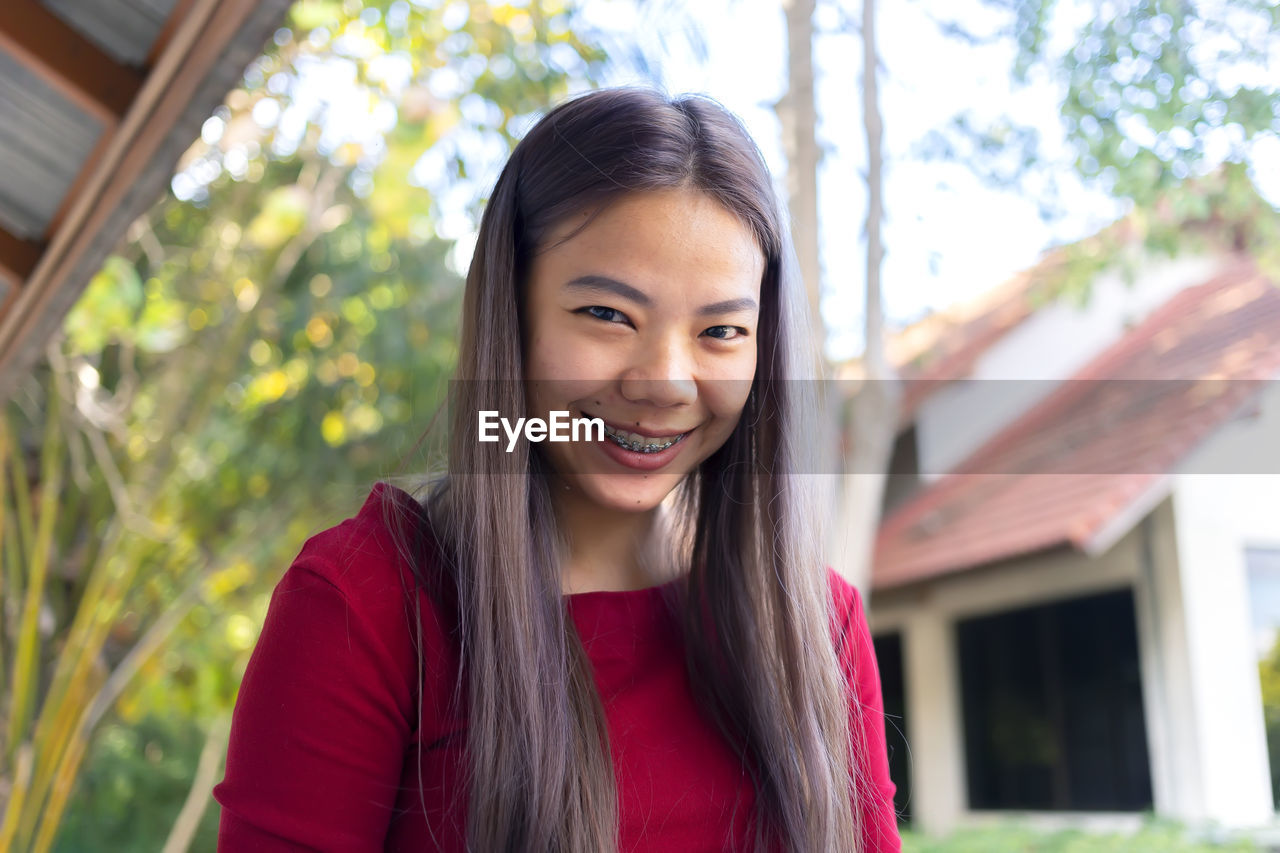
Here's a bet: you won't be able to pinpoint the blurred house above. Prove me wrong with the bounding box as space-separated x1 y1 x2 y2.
0 0 291 401
870 244 1280 839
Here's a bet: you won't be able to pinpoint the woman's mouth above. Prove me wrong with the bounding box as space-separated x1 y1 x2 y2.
578 414 696 472
600 423 689 454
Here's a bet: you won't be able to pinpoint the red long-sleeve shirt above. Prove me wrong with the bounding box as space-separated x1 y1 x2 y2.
213 482 901 851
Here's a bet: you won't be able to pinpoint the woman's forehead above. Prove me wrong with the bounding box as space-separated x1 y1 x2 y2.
536 189 765 295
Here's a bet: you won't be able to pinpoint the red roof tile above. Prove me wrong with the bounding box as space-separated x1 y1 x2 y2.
874 256 1280 590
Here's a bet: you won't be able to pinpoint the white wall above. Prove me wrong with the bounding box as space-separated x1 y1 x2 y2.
1131 499 1205 821
915 254 1223 480
1167 375 1280 829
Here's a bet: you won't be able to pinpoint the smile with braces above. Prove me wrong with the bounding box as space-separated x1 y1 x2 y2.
602 423 689 454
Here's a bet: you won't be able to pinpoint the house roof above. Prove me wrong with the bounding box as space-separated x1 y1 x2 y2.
0 0 291 400
885 220 1149 430
888 264 1042 383
873 256 1280 590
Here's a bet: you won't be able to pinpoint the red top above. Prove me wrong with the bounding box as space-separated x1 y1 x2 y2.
213 482 901 851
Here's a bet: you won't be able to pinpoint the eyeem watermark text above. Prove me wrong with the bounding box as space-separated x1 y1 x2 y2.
478 410 605 452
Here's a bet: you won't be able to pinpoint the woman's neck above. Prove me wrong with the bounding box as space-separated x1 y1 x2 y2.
551 483 670 594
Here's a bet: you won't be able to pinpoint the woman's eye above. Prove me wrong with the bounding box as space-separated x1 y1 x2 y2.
580 305 629 325
703 325 748 340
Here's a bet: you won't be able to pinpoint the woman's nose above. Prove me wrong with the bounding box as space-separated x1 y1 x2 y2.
619 337 697 407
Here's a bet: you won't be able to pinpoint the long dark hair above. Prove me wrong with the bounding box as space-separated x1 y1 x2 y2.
382 87 872 851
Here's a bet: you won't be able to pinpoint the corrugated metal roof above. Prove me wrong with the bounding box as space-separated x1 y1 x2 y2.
0 0 295 400
0 48 104 239
40 0 178 67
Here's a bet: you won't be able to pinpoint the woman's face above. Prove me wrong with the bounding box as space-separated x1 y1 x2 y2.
523 187 764 514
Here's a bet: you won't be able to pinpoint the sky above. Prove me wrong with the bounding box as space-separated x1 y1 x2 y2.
181 0 1280 363
575 0 1120 360
579 0 1280 361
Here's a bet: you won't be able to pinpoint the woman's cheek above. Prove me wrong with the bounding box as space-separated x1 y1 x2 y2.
527 344 580 384
702 370 754 413
567 337 607 376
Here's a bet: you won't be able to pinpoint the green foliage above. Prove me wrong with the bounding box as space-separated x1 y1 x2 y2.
1259 631 1280 808
0 1 613 849
88 0 610 713
925 0 1280 301
52 714 220 853
62 257 145 356
245 186 311 249
901 816 1262 852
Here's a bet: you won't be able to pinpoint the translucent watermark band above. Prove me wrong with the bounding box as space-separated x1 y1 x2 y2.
434 378 1280 476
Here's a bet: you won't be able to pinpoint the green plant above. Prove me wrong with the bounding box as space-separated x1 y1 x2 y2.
900 815 1262 852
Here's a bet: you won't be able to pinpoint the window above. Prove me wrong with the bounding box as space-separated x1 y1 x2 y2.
958 588 1152 811
872 631 911 825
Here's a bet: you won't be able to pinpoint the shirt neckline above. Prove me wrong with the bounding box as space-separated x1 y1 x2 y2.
563 576 681 601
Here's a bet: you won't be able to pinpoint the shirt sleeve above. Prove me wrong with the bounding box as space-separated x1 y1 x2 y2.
830 570 902 853
213 556 414 851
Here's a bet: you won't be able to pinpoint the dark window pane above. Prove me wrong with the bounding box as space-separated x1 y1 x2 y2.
958 588 1153 811
872 632 911 825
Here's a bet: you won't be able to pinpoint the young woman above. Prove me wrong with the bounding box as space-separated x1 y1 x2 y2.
214 87 900 852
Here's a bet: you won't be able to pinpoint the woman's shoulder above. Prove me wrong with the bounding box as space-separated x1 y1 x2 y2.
217 484 458 844
295 481 433 578
821 567 875 680
820 572 902 849
287 480 458 641
823 566 865 627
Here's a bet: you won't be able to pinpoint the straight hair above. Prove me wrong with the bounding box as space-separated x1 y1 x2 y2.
381 87 874 851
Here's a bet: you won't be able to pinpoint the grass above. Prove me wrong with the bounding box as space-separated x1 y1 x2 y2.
899 816 1267 852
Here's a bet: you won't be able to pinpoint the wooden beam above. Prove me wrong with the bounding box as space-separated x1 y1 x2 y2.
0 0 145 123
148 0 198 67
0 0 294 400
46 0 202 241
0 226 42 287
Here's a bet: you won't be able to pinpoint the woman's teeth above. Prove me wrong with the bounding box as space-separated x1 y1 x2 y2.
602 424 688 453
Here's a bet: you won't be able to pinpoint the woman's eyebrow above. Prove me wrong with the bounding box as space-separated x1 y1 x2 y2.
564 275 651 306
566 275 759 316
697 297 758 316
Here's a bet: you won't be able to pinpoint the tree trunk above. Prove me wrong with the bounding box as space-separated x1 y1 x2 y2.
833 0 901 601
776 0 822 324
777 0 900 600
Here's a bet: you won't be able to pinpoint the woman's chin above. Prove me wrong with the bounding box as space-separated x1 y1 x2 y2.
565 472 682 514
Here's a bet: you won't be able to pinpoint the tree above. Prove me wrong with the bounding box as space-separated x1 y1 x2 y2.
804 0 1280 599
775 0 901 599
922 0 1280 295
834 0 903 598
0 2 611 849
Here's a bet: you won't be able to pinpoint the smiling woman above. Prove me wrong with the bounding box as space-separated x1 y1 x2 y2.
523 187 762 524
213 88 901 852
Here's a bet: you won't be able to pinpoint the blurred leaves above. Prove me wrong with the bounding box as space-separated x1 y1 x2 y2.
920 0 1280 300
62 259 145 357
0 1 611 850
245 186 311 249
1260 632 1280 808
